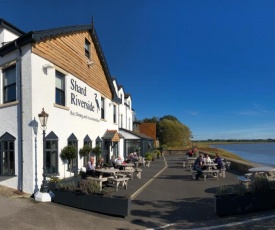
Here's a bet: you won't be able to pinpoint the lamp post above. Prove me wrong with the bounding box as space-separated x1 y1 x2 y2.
35 108 53 202
38 108 49 193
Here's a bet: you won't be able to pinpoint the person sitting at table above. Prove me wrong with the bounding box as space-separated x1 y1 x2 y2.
203 154 212 164
115 155 124 170
96 157 105 169
193 154 204 180
186 149 193 157
214 153 224 169
86 156 96 177
193 148 199 157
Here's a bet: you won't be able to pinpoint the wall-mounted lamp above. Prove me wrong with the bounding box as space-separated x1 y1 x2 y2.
87 60 95 67
42 64 53 75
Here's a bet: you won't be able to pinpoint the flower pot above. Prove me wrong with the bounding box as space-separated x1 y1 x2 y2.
53 190 131 217
214 192 275 216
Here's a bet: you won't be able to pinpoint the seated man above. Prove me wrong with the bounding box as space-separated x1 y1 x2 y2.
86 156 96 177
214 153 224 169
193 154 204 180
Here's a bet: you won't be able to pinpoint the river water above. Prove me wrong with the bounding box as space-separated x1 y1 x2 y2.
210 143 275 167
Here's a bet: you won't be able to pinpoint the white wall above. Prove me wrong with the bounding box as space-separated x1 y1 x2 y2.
0 28 20 48
29 54 119 193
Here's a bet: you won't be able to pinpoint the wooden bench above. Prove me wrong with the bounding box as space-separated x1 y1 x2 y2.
87 177 108 191
191 170 220 181
183 161 187 168
107 177 130 192
135 168 142 179
237 176 251 187
120 169 135 180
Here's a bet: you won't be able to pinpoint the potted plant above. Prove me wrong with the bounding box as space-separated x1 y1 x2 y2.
214 177 275 216
144 152 153 161
53 179 131 217
60 145 77 177
153 149 161 159
92 146 101 159
48 176 62 191
79 145 93 158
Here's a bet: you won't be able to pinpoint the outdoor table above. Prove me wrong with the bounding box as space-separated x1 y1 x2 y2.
248 166 275 180
117 163 135 169
96 168 119 177
203 163 217 169
117 163 135 179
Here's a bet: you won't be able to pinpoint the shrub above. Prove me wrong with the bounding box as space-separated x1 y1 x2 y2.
145 152 153 161
101 187 114 197
58 181 77 191
79 145 93 158
79 179 100 194
216 184 247 196
49 176 61 184
249 177 271 194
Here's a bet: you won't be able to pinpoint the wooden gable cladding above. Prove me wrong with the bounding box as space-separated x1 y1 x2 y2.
103 130 120 142
32 31 112 99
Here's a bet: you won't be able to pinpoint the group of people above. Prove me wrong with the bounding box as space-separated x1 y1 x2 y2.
86 156 106 177
193 153 224 180
186 148 200 157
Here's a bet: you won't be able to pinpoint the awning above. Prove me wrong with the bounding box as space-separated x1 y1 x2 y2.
102 130 120 142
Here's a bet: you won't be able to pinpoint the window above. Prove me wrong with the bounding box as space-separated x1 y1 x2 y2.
113 105 117 123
0 132 15 175
85 39 91 59
45 131 58 174
121 114 123 128
55 71 65 106
3 65 16 103
125 139 140 159
83 135 92 167
68 133 78 169
101 97 105 119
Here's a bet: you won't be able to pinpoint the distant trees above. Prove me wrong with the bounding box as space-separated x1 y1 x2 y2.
142 115 192 148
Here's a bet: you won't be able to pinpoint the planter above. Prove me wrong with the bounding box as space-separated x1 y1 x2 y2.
214 192 275 216
53 190 131 217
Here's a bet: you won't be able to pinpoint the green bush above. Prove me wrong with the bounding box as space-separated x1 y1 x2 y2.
79 179 100 194
145 152 153 161
249 177 271 194
58 181 77 191
79 145 93 157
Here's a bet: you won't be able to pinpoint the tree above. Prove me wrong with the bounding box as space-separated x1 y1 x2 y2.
60 145 77 177
143 115 192 148
79 145 93 158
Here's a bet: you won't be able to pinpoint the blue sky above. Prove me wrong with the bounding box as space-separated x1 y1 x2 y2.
2 0 275 140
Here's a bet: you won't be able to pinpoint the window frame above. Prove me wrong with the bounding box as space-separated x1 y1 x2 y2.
3 65 16 104
55 70 65 106
0 132 16 176
85 39 91 59
68 134 78 170
101 97 105 119
45 132 59 175
113 104 117 124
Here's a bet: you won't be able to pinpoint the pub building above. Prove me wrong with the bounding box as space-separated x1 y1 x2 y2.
0 18 154 195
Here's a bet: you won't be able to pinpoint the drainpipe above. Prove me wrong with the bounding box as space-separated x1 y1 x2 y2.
15 41 23 192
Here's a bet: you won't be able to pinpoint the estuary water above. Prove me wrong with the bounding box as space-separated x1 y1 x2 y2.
210 143 275 167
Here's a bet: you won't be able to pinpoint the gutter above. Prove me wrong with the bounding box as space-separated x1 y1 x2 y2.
15 41 23 192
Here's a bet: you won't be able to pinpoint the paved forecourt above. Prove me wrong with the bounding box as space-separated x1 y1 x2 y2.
1 152 275 229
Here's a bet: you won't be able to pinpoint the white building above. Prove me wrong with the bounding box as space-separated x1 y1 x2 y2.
0 19 154 195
